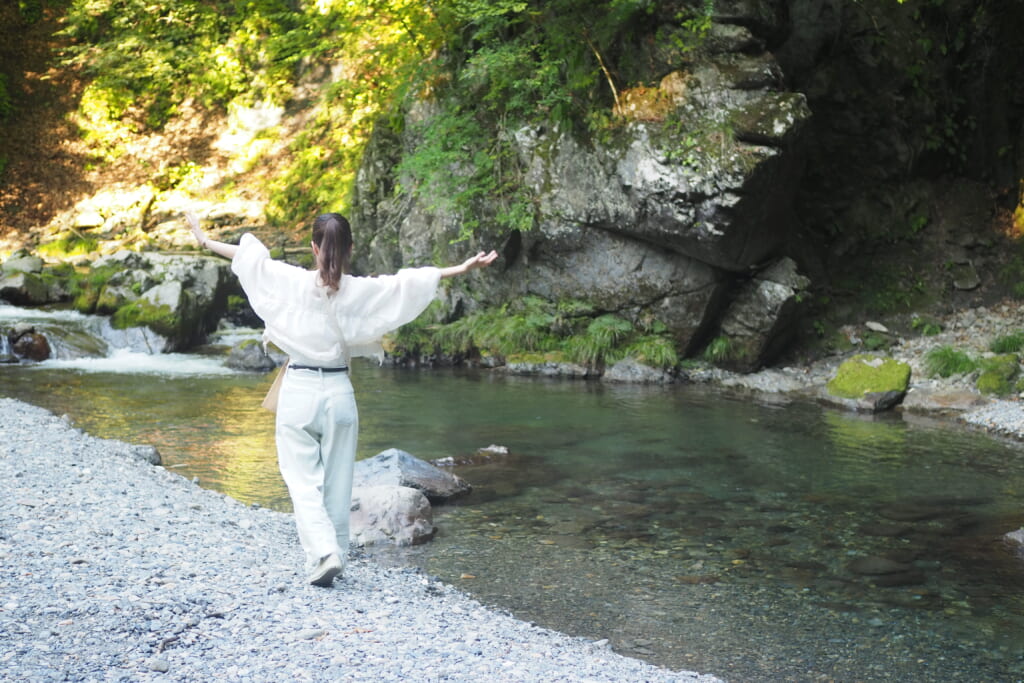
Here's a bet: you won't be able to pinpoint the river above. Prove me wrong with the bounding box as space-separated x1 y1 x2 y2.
2 303 1024 681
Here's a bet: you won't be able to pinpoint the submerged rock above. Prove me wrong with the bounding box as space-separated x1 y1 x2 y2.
354 448 471 503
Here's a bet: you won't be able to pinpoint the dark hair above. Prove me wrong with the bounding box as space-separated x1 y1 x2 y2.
312 213 353 292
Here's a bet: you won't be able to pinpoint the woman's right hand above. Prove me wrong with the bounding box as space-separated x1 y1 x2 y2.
184 211 206 248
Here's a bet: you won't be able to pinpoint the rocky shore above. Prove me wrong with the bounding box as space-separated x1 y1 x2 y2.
0 398 721 683
686 298 1024 443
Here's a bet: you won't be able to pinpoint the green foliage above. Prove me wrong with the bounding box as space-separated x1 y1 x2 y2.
60 0 307 128
18 0 44 24
36 232 99 259
990 332 1024 354
976 354 1020 396
923 345 980 378
701 335 733 363
565 314 633 366
388 295 680 370
911 315 943 336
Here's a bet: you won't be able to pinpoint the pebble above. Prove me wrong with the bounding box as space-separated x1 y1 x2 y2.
0 398 720 683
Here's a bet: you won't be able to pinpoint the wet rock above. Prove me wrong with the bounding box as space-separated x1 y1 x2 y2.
879 504 946 522
847 556 912 575
226 341 277 372
134 445 162 466
602 358 674 384
859 522 912 537
12 331 50 361
901 387 988 414
1003 528 1024 559
871 570 926 587
349 485 435 546
354 448 471 503
503 358 591 379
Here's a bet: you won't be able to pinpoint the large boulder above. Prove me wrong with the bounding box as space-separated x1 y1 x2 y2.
0 272 49 306
825 354 911 412
90 251 233 351
349 485 435 547
354 448 471 503
226 341 278 372
715 257 811 371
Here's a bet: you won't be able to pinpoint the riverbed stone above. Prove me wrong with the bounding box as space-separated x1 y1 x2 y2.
602 358 674 384
847 556 913 575
11 331 50 361
349 485 435 546
226 340 278 372
354 448 471 503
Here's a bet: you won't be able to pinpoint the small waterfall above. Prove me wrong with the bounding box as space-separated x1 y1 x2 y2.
0 330 13 362
0 303 234 375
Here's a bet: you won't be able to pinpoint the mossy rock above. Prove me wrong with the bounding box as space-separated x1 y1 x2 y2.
826 354 911 400
110 299 180 338
976 353 1020 396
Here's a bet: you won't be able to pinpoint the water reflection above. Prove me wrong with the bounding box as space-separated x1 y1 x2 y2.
4 360 1024 680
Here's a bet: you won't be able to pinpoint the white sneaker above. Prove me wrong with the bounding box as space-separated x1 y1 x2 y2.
308 553 343 587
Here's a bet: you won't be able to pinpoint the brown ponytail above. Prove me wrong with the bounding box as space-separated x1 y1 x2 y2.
312 213 353 292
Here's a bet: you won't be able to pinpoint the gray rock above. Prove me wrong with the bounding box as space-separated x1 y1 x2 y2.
226 341 277 372
602 358 674 384
0 272 49 306
354 448 471 503
717 257 811 371
349 485 435 546
1 253 44 274
503 359 591 379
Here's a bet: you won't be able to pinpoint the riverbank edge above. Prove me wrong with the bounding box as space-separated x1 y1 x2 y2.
0 397 723 683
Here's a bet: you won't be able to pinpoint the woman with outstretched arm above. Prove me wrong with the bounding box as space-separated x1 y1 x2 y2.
186 211 497 587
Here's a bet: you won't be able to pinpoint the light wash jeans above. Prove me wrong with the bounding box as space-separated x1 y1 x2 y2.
275 367 358 570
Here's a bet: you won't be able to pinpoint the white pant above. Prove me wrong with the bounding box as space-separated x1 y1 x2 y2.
274 367 358 570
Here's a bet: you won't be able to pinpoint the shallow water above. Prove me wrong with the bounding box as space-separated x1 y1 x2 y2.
3 317 1024 680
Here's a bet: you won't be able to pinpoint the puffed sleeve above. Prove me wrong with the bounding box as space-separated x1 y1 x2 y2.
230 233 302 321
336 267 442 358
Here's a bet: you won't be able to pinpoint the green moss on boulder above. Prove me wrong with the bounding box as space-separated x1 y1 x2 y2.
976 353 1020 396
110 299 180 338
826 354 911 400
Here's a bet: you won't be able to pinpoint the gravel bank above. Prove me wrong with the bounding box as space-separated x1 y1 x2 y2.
0 398 721 683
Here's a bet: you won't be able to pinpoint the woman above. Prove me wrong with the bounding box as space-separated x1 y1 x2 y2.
186 211 497 587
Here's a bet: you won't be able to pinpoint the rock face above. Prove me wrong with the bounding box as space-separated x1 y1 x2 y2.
353 448 472 503
351 6 811 370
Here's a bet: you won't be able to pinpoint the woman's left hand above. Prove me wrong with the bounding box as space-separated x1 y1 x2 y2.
459 250 499 273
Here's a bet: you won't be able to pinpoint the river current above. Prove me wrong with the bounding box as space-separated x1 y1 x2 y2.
3 303 1024 681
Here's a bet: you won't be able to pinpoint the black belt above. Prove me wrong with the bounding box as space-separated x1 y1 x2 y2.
289 364 348 373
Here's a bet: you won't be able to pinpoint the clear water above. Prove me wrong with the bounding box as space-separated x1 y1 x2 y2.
3 305 1024 681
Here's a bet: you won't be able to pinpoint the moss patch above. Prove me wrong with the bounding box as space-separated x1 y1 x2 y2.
826 354 911 399
976 354 1020 396
110 299 180 337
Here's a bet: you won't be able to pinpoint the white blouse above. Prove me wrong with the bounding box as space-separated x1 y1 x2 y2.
231 233 441 366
